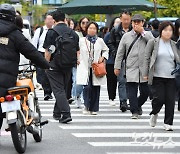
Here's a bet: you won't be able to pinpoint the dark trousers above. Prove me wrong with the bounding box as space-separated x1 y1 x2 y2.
83 69 100 112
126 82 149 114
150 77 176 125
46 69 71 118
106 64 117 100
36 52 52 96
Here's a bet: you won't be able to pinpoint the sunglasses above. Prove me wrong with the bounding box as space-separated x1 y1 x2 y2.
82 21 89 25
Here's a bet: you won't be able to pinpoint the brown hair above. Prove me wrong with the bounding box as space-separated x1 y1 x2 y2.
76 17 90 32
159 21 175 37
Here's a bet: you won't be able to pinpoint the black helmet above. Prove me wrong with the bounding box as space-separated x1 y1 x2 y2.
0 4 16 22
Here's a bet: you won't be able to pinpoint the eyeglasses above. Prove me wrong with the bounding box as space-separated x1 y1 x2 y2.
82 21 89 25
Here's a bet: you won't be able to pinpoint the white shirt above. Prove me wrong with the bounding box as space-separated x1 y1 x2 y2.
32 25 49 53
19 30 32 70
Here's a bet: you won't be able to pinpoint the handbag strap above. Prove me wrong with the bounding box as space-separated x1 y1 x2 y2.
85 38 94 60
124 33 141 78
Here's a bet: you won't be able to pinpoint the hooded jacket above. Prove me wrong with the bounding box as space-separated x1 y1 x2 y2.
0 19 49 97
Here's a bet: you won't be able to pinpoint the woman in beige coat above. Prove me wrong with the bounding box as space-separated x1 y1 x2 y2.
143 21 180 131
76 22 109 115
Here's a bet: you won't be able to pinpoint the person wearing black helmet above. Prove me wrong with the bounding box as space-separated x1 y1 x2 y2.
0 4 50 133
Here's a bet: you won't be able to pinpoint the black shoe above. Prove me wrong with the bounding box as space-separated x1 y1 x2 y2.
138 107 143 115
53 115 61 121
5 127 10 132
44 94 51 100
59 117 72 124
68 98 75 104
120 102 127 112
49 95 53 99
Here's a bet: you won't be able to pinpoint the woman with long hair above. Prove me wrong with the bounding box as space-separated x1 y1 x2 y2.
72 17 90 108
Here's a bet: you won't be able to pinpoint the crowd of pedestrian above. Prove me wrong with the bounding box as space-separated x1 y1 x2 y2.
0 4 180 132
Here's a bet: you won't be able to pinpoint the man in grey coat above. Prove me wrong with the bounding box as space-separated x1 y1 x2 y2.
114 14 154 119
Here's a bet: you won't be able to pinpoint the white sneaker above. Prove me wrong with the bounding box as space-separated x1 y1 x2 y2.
164 124 173 131
90 111 98 115
149 114 158 127
76 97 82 108
82 107 90 115
131 113 138 119
109 100 116 106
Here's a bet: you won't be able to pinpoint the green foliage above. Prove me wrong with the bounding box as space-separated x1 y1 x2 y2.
149 0 180 17
0 0 11 4
31 5 48 26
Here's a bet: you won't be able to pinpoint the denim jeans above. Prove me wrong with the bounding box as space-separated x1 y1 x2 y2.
71 67 76 98
117 63 127 103
71 67 84 99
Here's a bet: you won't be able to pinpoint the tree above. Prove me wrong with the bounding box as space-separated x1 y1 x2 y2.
0 0 11 4
149 0 180 17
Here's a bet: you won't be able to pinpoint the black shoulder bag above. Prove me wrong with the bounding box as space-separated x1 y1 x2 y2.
124 34 141 78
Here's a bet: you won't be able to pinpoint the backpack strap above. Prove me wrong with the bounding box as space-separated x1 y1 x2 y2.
53 26 72 37
37 26 44 49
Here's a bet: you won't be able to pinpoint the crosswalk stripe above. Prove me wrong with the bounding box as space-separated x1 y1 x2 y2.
39 104 155 107
88 142 180 147
59 125 180 130
40 113 180 117
42 113 180 119
72 133 180 138
47 118 180 123
107 153 179 154
40 108 164 112
71 119 180 122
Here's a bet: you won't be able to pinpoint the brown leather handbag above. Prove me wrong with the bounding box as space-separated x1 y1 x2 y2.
92 62 107 77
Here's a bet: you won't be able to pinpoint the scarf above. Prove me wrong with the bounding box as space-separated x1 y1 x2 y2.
86 35 97 44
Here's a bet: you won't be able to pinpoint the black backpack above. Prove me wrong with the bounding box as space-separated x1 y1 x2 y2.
53 27 77 68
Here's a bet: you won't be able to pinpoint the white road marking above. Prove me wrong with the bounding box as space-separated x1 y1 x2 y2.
59 125 180 130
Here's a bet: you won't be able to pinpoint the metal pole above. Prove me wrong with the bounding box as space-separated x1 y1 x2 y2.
153 0 158 19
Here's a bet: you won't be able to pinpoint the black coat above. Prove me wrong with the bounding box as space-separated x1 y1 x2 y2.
107 24 132 60
0 19 50 97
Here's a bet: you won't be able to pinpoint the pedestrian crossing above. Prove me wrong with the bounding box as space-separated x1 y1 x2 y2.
36 86 180 154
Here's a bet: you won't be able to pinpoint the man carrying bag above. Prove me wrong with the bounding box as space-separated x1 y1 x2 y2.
43 10 79 123
114 14 154 119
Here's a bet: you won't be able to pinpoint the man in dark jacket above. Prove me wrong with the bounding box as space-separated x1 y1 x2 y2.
43 10 79 123
108 10 132 112
151 19 160 38
0 4 49 132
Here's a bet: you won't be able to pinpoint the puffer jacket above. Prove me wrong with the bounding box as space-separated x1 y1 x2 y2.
0 19 49 97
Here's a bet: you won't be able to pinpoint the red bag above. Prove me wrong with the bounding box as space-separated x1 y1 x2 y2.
92 62 107 77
